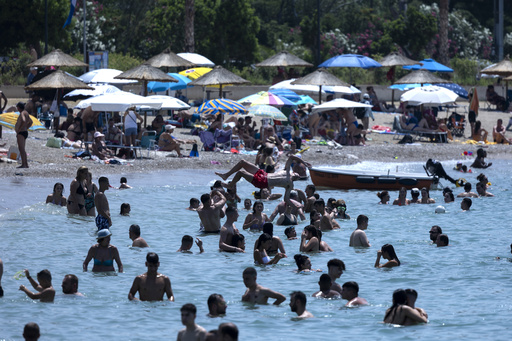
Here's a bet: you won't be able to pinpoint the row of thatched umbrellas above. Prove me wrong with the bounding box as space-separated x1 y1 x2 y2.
24 49 512 107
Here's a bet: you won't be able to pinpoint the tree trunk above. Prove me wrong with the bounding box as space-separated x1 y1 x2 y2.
184 0 195 53
439 0 449 65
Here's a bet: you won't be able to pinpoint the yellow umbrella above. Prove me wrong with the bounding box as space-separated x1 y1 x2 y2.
179 67 213 80
0 112 46 131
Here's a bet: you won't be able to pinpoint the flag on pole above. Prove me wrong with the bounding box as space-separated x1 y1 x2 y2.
63 0 77 28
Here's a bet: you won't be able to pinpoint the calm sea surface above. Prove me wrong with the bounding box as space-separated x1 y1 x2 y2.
1 160 512 340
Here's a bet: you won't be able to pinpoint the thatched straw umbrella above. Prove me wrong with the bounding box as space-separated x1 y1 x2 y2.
27 49 87 68
189 65 250 98
291 68 350 104
145 48 196 68
379 52 419 105
255 51 313 67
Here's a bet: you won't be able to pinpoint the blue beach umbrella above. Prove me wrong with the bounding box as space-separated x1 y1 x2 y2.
291 95 317 106
403 58 454 73
268 88 302 102
147 73 192 92
196 99 248 116
389 83 432 91
434 83 468 99
319 54 382 69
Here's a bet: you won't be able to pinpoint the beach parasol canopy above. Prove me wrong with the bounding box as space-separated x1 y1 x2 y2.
145 95 191 110
255 51 313 67
178 53 215 67
238 91 295 107
270 79 359 95
479 55 512 76
75 91 163 112
145 48 196 68
394 70 450 85
25 70 93 90
311 98 372 114
179 67 213 80
27 49 87 68
268 89 302 102
403 58 454 72
196 99 248 116
291 68 350 104
378 52 418 67
189 65 250 98
434 83 468 99
247 105 288 121
78 68 138 85
64 84 121 101
400 85 458 106
147 73 193 92
319 54 382 69
114 64 178 99
0 112 46 131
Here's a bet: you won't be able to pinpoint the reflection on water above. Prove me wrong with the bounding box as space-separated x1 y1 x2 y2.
1 162 512 340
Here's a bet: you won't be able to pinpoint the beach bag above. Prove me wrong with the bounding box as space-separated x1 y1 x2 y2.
397 134 414 144
354 107 365 119
46 137 62 148
8 146 20 160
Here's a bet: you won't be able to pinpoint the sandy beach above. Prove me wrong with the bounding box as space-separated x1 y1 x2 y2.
0 103 511 179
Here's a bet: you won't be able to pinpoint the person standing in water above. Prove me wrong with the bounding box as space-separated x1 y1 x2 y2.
128 252 174 301
94 177 112 231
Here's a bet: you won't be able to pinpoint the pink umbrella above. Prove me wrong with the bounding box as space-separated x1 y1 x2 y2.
237 91 295 107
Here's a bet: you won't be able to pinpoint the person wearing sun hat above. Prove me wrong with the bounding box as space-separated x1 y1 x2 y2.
158 125 183 156
91 131 113 160
83 228 123 273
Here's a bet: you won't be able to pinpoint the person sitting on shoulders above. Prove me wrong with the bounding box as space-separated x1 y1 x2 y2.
19 269 55 302
129 224 149 248
375 244 400 268
129 252 174 301
457 183 479 198
46 182 66 206
177 235 204 253
393 187 410 206
383 289 428 325
312 274 340 298
241 267 286 305
341 281 368 307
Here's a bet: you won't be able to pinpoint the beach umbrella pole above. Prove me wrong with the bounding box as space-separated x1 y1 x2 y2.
319 86 322 104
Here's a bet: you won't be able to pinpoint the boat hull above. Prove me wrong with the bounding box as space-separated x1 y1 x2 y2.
309 167 435 190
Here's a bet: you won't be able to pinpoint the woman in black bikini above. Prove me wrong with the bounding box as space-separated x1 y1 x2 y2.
383 289 427 325
67 166 89 215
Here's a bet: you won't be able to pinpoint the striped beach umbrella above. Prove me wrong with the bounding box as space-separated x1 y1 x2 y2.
238 91 295 107
196 99 248 116
248 105 288 121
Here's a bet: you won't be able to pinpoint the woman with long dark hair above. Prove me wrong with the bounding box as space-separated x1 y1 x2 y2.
253 233 286 265
375 244 400 268
383 289 427 325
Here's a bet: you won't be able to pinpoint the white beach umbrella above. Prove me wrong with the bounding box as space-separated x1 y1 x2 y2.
270 79 359 94
177 53 215 67
145 95 190 110
64 84 121 100
78 68 138 85
311 98 372 114
75 91 163 112
400 85 458 106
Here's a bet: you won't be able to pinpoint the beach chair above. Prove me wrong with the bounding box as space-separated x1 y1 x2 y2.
199 130 215 151
447 112 465 137
392 116 447 143
137 130 157 158
214 128 239 151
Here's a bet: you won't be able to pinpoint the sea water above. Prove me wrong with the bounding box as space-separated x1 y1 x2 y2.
1 160 512 340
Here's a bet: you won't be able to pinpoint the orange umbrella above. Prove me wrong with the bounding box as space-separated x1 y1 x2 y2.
469 87 479 116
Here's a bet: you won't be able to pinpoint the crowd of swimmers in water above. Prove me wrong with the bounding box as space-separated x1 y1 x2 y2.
0 153 498 339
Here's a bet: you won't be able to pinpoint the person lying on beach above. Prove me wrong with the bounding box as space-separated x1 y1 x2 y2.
215 155 311 192
241 267 286 305
290 291 314 319
177 235 204 253
129 224 149 248
312 274 340 298
393 187 410 206
399 113 432 132
128 252 174 301
46 182 66 206
341 281 368 307
383 289 428 325
375 244 400 268
471 148 492 169
19 269 55 302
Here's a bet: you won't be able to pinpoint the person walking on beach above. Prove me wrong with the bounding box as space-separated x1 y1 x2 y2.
197 190 226 233
15 102 32 168
61 274 83 296
129 224 149 248
129 252 174 301
177 303 207 341
19 269 55 302
95 177 112 230
123 106 142 147
289 291 314 319
241 267 286 305
341 281 368 306
349 215 371 247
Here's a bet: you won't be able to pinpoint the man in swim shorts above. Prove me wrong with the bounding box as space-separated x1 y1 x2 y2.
128 252 174 301
15 102 33 168
216 155 311 192
241 267 286 305
94 177 112 230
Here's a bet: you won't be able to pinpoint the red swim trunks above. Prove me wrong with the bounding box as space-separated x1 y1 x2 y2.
251 169 268 189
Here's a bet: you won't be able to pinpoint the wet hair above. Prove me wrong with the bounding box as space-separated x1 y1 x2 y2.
381 244 400 266
377 191 389 200
319 273 332 285
431 225 443 234
252 200 264 213
16 102 25 111
405 288 418 298
146 252 159 264
316 229 323 242
327 198 337 208
306 184 316 193
53 182 64 194
219 323 238 340
208 293 224 309
313 193 320 199
462 197 472 208
182 235 194 245
284 226 295 237
64 274 78 287
357 214 368 225
342 281 359 294
225 206 237 216
304 225 319 239
243 267 257 277
98 177 109 185
254 190 262 200
314 198 325 208
309 209 320 225
231 233 245 248
180 303 197 314
461 165 468 172
210 180 223 191
421 187 430 198
255 233 272 250
442 187 453 194
294 254 310 270
445 192 455 201
129 224 141 236
189 198 200 206
476 173 487 182
384 289 408 322
262 222 274 236
120 203 130 214
200 193 211 205
438 234 449 245
476 148 485 158
37 269 52 282
464 182 472 191
23 322 40 340
120 177 127 183
290 291 307 305
327 258 346 270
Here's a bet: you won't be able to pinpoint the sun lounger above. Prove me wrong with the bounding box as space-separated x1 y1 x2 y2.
392 116 447 143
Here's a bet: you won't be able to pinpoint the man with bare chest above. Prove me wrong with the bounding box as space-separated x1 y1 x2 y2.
241 267 285 305
197 191 226 233
128 252 174 301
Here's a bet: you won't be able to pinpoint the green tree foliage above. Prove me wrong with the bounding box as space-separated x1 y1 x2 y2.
0 0 71 55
